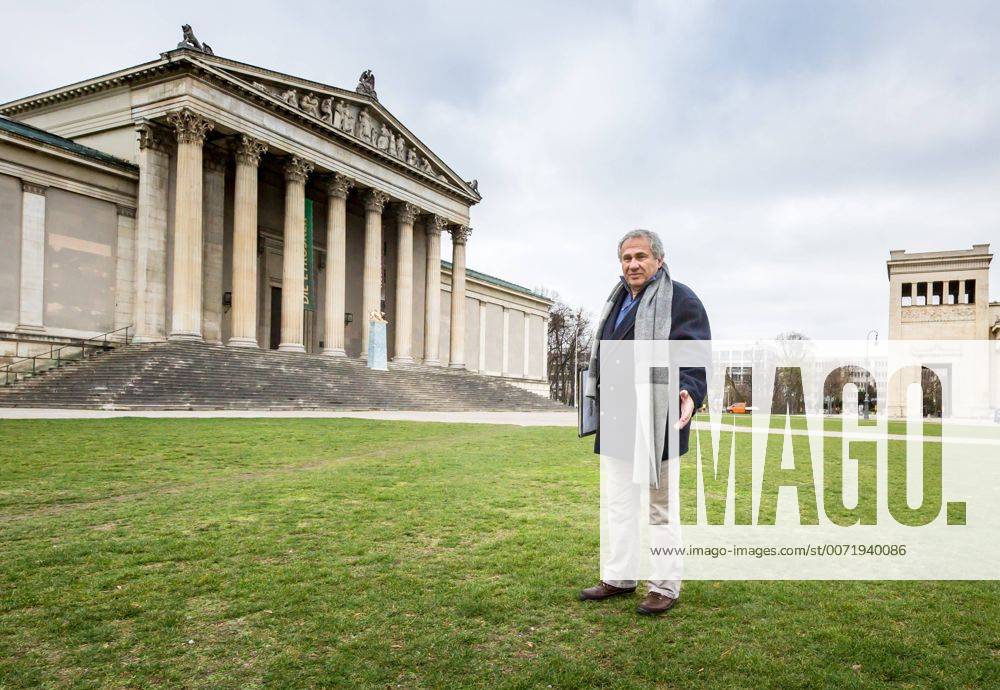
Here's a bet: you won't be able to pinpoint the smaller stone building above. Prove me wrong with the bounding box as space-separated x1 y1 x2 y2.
886 244 999 416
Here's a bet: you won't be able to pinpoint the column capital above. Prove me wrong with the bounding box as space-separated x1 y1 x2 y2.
395 202 421 225
284 155 314 184
448 225 471 245
363 188 390 213
424 214 448 236
235 134 268 167
167 108 214 146
21 181 47 196
325 172 354 199
116 204 137 218
136 121 171 153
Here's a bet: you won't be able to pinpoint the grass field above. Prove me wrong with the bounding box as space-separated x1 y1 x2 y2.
693 412 942 436
0 418 997 688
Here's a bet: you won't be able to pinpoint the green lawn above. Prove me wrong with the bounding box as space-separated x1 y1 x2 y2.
0 419 996 689
694 412 943 436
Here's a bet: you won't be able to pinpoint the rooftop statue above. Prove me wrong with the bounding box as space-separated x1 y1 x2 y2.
356 70 378 100
177 24 214 55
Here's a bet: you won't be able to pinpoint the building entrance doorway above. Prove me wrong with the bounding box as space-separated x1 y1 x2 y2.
269 287 281 350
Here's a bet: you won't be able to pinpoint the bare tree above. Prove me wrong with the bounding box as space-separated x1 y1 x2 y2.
540 291 593 405
772 331 810 414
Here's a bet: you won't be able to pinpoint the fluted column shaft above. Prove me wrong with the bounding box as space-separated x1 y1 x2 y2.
423 215 445 365
323 174 353 356
448 226 471 369
361 189 389 354
278 156 314 352
168 109 213 340
393 203 419 362
228 135 267 347
201 150 226 344
133 123 171 342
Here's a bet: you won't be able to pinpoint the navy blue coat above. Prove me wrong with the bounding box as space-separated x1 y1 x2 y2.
593 280 710 459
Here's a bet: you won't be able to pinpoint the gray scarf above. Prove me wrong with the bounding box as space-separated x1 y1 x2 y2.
585 265 674 483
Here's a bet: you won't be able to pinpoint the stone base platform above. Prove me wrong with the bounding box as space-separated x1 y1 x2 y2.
0 341 562 412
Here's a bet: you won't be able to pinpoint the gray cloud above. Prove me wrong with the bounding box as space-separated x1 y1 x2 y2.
2 0 996 340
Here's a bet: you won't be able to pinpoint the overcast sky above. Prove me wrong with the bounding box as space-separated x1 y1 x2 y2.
2 1 997 339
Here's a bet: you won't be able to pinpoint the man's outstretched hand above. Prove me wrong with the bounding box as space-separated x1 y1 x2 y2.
674 389 695 430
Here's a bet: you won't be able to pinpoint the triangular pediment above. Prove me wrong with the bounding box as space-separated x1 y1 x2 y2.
0 46 481 204
190 53 480 201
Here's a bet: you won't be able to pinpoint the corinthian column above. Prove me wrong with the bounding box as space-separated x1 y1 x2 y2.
422 214 446 365
393 203 419 363
323 173 354 356
361 188 389 355
133 122 171 342
202 148 227 344
278 156 314 352
167 108 213 340
228 135 267 348
448 225 471 369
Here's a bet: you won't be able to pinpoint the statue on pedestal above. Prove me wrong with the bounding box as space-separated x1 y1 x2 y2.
356 70 378 100
177 24 214 55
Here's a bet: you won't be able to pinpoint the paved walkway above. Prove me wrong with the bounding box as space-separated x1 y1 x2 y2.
0 408 579 426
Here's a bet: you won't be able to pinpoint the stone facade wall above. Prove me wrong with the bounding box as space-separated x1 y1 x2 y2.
43 188 118 332
0 173 21 327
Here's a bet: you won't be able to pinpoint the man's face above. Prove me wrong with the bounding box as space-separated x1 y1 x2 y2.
619 236 663 292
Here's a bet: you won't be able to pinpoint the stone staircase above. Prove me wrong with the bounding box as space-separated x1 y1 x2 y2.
0 341 563 411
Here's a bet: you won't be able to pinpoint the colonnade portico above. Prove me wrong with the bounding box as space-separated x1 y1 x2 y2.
134 106 472 366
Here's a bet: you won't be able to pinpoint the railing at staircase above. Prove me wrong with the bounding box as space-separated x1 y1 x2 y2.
2 325 133 386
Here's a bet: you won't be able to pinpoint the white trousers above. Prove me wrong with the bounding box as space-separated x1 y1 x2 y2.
601 454 682 598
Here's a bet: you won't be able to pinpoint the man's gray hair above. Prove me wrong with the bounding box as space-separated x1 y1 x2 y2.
618 229 664 260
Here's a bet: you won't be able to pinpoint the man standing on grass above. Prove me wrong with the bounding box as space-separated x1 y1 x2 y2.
578 229 710 615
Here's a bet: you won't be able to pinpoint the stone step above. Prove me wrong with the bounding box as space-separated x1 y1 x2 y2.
0 341 562 411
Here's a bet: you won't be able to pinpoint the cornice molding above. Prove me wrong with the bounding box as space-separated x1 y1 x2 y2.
889 259 992 275
0 160 136 206
0 57 174 115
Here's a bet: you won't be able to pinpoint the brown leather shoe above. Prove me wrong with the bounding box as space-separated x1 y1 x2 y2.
578 581 637 601
636 591 678 615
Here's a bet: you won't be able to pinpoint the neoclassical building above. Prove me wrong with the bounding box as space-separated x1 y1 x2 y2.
0 29 550 393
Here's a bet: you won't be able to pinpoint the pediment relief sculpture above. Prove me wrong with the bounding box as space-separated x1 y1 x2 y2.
300 92 320 118
246 78 453 184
